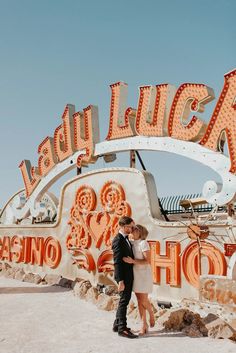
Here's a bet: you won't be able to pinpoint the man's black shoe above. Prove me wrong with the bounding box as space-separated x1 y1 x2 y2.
113 326 131 333
118 330 139 339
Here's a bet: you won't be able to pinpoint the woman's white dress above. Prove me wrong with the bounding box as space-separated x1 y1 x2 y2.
132 239 153 293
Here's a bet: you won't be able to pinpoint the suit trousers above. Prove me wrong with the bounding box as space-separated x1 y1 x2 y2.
113 279 133 332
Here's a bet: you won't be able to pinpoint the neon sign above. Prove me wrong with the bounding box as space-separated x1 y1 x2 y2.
19 69 236 199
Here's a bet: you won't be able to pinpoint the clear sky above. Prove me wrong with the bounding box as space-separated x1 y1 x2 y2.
0 0 235 208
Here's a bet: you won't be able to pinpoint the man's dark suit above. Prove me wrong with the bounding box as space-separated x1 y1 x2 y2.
112 232 134 332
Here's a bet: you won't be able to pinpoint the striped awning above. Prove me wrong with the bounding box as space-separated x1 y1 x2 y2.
159 193 215 214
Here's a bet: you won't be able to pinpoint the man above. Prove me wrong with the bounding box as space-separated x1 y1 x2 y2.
112 216 138 339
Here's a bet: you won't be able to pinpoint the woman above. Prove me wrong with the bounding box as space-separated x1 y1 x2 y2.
123 224 155 335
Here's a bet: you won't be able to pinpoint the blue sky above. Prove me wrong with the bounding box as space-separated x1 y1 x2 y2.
0 0 235 208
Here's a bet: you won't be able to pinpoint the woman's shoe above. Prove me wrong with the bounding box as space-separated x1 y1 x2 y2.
139 325 148 336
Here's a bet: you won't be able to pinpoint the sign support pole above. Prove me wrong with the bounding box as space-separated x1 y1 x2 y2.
130 150 136 168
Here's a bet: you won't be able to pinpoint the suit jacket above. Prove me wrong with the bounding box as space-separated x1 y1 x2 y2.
112 232 134 284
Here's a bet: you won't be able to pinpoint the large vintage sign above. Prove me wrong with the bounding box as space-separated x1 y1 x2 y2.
0 69 236 303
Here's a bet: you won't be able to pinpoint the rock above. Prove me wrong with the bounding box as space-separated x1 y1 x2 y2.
71 278 83 291
15 269 25 281
180 299 191 308
71 278 83 289
155 308 167 319
33 274 42 284
181 311 208 337
127 300 136 314
73 280 92 299
73 281 82 296
150 299 159 314
96 293 113 311
157 308 208 337
182 323 204 338
44 274 62 285
23 273 36 283
96 283 106 294
11 267 22 279
230 333 236 342
228 318 236 330
85 287 99 303
203 313 219 325
0 262 12 276
184 311 208 336
110 295 120 311
1 262 11 270
128 307 139 320
58 278 73 288
104 285 118 296
4 268 15 278
206 318 236 340
158 308 188 330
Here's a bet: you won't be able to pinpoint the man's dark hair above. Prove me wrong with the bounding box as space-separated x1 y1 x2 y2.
118 216 134 227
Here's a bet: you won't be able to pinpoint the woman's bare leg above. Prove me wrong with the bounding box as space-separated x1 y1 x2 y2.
137 293 148 334
135 293 143 319
140 294 155 327
145 296 155 327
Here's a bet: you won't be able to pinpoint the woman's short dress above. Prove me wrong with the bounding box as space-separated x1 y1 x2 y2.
132 239 153 294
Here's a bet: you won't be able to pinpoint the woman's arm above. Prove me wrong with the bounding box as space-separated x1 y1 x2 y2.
123 250 151 265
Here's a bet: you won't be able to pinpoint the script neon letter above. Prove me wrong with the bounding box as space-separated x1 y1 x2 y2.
200 69 236 173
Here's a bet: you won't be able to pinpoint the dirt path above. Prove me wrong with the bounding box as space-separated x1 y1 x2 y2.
0 278 234 353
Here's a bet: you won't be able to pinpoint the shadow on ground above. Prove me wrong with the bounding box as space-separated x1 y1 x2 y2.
133 329 206 339
0 285 71 294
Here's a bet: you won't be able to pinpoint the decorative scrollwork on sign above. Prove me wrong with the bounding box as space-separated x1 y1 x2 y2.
114 200 132 218
66 185 96 250
71 248 96 271
66 181 132 269
75 185 97 213
100 181 125 212
97 250 114 273
87 211 111 249
98 181 132 247
66 223 88 249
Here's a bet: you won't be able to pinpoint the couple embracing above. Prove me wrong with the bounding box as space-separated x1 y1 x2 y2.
112 216 155 339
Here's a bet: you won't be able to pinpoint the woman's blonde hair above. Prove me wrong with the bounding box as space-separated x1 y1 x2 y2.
135 224 149 240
